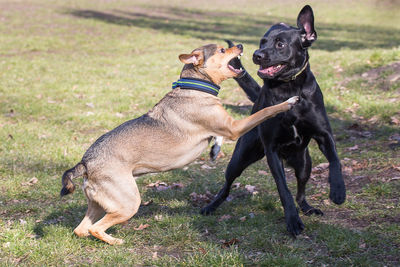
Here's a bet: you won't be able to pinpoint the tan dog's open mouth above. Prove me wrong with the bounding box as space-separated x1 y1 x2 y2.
227 53 244 75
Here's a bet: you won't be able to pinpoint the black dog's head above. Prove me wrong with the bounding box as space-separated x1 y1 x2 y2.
253 5 317 81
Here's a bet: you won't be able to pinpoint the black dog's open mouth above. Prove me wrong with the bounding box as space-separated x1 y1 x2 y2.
228 54 244 74
258 64 286 77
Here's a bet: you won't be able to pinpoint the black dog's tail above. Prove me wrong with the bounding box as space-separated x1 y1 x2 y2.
60 162 86 197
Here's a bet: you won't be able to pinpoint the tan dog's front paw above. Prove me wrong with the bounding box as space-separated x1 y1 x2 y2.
287 96 300 108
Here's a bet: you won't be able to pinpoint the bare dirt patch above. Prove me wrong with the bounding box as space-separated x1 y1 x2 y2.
360 61 400 90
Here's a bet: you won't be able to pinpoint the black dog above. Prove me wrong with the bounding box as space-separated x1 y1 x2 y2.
202 5 346 236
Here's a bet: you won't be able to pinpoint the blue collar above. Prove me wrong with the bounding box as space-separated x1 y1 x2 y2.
172 78 220 96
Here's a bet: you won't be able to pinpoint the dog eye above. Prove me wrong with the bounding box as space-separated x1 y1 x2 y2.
220 48 225 53
276 41 285 49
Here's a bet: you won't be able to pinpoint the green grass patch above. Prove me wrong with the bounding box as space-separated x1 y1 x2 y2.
1 0 399 266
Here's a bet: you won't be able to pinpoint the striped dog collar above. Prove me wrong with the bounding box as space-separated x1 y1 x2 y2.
172 78 220 96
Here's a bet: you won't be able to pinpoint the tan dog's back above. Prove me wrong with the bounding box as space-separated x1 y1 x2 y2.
83 88 221 175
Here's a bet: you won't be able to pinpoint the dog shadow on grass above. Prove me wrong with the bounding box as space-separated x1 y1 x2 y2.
66 6 400 51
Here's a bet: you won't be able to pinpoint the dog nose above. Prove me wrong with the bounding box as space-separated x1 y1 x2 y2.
236 44 243 51
253 49 265 63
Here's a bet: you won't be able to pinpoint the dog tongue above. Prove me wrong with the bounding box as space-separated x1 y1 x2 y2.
259 64 284 76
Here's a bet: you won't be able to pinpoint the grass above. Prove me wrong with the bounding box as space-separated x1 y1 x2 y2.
1 0 399 265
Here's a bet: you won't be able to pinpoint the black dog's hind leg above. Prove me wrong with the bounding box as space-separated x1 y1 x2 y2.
265 148 304 236
286 147 323 216
314 131 346 205
201 128 264 215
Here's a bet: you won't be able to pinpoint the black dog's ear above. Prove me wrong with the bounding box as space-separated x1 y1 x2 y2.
297 5 317 47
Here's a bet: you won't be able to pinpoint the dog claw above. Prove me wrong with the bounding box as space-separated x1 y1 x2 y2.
286 96 300 109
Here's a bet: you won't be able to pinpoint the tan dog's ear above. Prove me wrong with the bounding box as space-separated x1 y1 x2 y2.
179 50 203 66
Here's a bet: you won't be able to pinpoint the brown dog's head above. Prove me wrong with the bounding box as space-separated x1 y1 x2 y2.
179 44 244 85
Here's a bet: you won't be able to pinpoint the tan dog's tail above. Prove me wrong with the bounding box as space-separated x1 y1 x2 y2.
60 163 86 197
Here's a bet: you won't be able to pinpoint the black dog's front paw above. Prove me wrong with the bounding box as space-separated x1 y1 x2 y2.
329 180 346 205
286 213 305 236
225 40 246 78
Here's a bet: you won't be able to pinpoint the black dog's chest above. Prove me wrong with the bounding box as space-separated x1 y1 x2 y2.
258 98 313 150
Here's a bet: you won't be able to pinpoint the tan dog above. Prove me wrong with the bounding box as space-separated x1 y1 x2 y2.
60 43 299 245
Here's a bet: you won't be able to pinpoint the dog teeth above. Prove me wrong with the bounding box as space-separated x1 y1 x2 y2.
240 52 243 56
237 56 241 59
240 67 243 71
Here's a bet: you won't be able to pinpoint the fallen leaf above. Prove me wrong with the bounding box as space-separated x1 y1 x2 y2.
21 177 39 186
258 170 268 175
347 145 359 151
239 216 246 222
360 131 372 138
389 133 400 142
392 165 400 172
198 247 207 255
216 151 226 159
156 185 170 191
310 193 322 200
218 214 232 222
189 191 214 206
147 180 170 191
29 177 38 184
152 251 158 259
390 116 400 125
141 200 153 206
367 115 379 124
323 199 331 206
312 163 329 173
134 224 150 231
232 182 241 189
85 102 94 108
244 185 259 195
26 233 38 239
154 215 163 221
221 238 240 248
201 164 215 169
343 166 353 175
171 183 184 189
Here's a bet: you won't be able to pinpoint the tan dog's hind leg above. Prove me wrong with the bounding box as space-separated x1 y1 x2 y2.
74 200 104 237
87 172 141 245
